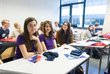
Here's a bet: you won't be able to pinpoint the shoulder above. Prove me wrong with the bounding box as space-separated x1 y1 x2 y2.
39 34 45 41
16 34 25 45
0 27 3 31
39 34 45 38
17 34 24 41
85 30 90 33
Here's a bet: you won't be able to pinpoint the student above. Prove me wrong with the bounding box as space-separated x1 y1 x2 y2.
15 17 43 59
39 20 57 51
84 25 102 59
84 25 95 40
53 21 60 33
94 23 102 35
56 22 73 46
11 22 23 38
0 19 10 39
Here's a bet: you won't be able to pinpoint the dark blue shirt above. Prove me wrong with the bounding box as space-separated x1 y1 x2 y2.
95 28 99 33
0 27 9 39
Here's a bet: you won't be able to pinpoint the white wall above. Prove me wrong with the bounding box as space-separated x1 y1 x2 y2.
103 0 110 33
0 0 60 32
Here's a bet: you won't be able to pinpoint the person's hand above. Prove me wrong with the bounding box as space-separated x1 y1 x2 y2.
31 35 39 41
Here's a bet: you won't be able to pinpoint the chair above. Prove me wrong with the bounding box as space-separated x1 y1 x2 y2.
1 47 15 60
0 59 3 64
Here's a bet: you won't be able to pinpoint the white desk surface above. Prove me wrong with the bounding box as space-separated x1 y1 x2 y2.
70 37 110 48
0 45 89 74
70 40 96 47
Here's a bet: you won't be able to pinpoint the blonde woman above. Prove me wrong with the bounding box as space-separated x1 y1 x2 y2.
11 22 23 38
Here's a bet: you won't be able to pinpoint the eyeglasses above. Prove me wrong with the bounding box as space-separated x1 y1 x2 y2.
4 22 10 25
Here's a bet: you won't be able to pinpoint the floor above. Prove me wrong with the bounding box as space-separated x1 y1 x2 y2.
83 54 108 74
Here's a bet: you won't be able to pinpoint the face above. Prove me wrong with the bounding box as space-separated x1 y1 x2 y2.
3 20 10 29
55 22 58 26
89 26 94 30
14 23 21 29
27 20 37 35
45 24 51 33
62 23 68 31
16 25 21 29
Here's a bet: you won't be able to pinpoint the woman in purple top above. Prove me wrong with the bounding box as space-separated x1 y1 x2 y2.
39 20 57 51
15 17 42 59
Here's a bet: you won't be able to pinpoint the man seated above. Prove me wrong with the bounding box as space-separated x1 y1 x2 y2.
0 19 10 39
94 22 102 35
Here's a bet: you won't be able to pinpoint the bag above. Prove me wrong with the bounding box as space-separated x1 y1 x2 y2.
92 48 101 59
85 48 101 59
103 32 110 39
70 49 83 56
91 42 107 46
68 66 84 74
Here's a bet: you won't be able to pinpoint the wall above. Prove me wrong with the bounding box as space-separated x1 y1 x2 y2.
103 0 110 33
0 0 60 32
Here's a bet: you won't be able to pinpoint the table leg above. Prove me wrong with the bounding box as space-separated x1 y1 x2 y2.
107 45 110 68
86 58 89 74
98 48 102 74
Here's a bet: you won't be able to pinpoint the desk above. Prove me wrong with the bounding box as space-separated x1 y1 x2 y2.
70 37 110 74
0 45 89 74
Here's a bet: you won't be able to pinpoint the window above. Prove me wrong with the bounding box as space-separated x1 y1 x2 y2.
72 4 83 27
61 6 70 24
84 0 107 27
61 0 84 4
60 0 107 28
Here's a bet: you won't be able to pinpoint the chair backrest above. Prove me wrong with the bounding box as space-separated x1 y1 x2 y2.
1 47 15 60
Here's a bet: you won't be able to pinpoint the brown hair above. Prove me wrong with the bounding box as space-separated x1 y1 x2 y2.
1 19 9 25
22 17 38 50
42 20 53 38
56 22 73 45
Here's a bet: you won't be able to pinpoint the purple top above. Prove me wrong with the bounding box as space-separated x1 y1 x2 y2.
39 34 55 50
15 35 37 59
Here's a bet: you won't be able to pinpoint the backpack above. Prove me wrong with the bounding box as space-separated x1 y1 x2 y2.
103 32 110 39
92 48 101 59
85 48 101 59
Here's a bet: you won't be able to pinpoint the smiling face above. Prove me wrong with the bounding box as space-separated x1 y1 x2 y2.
27 20 37 35
45 23 51 34
88 25 94 30
62 22 69 31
